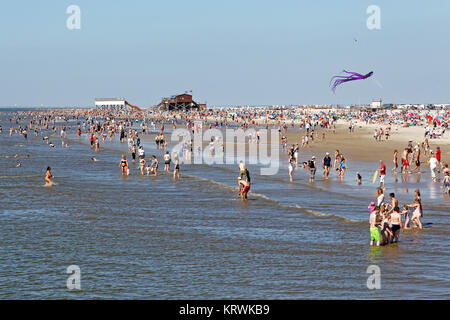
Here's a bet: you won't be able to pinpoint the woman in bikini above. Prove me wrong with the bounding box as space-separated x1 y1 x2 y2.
119 154 129 175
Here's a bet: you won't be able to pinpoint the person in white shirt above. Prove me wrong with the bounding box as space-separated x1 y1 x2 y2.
376 187 384 207
138 146 145 159
429 151 438 181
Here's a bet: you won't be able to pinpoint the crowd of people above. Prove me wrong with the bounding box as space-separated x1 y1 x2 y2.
1 106 448 242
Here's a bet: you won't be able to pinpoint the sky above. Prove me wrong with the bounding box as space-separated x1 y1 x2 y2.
0 0 449 107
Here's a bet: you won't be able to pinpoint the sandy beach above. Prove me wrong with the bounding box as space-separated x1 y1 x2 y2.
281 120 449 163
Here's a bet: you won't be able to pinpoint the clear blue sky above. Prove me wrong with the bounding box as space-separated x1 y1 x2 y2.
1 0 449 107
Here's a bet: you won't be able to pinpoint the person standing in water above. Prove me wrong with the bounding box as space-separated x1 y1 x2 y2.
119 155 129 176
288 154 295 182
163 151 171 172
369 206 381 246
308 156 316 182
150 155 158 176
131 144 136 164
173 158 180 180
408 189 423 229
238 163 251 200
379 160 386 189
139 156 146 175
322 152 331 179
429 151 438 182
45 167 53 184
392 149 398 173
390 206 403 243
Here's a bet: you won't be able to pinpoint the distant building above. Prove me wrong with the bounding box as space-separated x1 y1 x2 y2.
371 100 382 109
95 98 126 108
94 98 144 111
156 93 206 111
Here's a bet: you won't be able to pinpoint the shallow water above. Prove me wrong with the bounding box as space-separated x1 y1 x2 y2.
0 113 449 299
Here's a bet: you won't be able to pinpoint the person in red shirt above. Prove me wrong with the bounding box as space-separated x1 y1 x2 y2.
436 147 441 172
380 160 386 188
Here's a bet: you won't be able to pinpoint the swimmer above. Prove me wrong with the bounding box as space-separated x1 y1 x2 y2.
91 157 98 162
356 172 362 185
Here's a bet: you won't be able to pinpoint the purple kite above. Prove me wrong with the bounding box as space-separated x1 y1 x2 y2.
330 70 373 93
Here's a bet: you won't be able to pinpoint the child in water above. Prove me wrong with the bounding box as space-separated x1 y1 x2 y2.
401 204 411 229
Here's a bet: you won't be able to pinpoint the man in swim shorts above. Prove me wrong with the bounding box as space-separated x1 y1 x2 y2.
370 208 381 246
